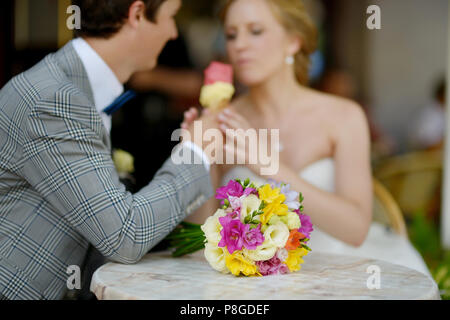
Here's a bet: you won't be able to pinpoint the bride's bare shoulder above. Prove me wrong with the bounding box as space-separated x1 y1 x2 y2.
301 87 357 111
302 87 368 127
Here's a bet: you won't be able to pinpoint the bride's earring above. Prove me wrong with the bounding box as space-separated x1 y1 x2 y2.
285 56 295 65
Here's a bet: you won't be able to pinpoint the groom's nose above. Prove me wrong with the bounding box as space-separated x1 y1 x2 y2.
170 21 179 40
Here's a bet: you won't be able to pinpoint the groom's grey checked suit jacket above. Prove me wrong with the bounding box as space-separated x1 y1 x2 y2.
0 42 213 300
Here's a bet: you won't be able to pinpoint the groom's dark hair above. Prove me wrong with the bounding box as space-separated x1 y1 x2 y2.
73 0 167 39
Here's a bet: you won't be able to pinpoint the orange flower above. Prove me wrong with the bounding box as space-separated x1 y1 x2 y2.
285 230 302 250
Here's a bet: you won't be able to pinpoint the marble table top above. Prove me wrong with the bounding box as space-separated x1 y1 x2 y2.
90 250 440 300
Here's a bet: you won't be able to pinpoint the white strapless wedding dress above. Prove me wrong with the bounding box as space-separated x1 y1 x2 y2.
222 159 433 278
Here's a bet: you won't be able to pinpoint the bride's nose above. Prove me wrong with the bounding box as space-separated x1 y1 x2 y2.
233 32 250 51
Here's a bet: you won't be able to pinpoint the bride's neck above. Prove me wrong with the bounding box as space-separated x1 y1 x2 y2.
248 70 303 117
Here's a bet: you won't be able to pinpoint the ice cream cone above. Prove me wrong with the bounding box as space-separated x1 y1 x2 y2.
200 62 235 111
209 99 230 112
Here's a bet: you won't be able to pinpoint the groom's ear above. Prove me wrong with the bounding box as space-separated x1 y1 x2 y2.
127 1 150 29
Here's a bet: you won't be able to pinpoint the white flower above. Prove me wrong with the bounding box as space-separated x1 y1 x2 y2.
244 222 288 261
285 211 301 230
264 222 290 248
243 241 277 262
204 243 229 273
213 208 227 218
239 194 261 223
201 216 222 246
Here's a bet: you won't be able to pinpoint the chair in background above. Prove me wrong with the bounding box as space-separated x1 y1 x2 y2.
373 178 408 238
373 149 443 222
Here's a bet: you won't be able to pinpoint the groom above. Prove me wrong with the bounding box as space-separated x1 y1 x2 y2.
0 0 216 299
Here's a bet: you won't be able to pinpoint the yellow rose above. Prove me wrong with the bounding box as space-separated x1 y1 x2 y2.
225 250 261 277
258 184 285 204
285 247 309 272
258 185 288 224
260 202 288 225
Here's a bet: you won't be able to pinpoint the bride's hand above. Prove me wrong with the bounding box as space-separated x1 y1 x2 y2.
217 108 262 172
181 107 213 129
217 108 252 132
180 107 199 130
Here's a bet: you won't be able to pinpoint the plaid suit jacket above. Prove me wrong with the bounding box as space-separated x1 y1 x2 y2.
0 42 213 299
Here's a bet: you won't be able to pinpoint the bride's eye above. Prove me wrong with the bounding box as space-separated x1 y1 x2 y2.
251 29 264 36
226 33 237 41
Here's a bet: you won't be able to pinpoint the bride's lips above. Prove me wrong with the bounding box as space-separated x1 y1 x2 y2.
236 58 252 67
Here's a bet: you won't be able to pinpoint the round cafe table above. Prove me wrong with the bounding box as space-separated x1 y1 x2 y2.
90 250 440 300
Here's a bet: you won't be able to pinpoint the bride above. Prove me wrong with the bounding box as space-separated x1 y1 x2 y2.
185 0 431 278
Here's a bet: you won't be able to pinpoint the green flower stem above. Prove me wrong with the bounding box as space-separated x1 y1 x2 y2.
165 231 204 240
168 238 204 247
174 243 205 257
172 238 205 257
180 221 202 228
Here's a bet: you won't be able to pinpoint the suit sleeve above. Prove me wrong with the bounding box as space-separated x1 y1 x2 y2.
21 92 213 264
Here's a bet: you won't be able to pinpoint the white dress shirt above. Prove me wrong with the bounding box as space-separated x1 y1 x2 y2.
71 37 210 172
72 37 123 134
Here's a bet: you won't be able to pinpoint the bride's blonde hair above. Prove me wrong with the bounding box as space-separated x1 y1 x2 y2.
220 0 318 85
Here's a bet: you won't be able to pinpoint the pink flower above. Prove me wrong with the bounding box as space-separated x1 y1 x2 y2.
242 224 265 250
243 188 257 196
218 215 246 254
278 264 290 275
215 180 257 205
256 252 290 276
226 208 241 220
294 209 314 239
215 180 244 200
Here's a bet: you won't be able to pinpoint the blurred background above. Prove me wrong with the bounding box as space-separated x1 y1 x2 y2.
0 0 449 298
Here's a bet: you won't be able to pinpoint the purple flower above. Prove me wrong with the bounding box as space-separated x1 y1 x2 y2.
278 264 290 275
216 180 258 206
243 188 257 196
255 252 290 276
218 215 246 254
226 208 241 220
242 224 265 250
294 209 314 239
215 180 244 200
216 180 257 199
268 180 300 210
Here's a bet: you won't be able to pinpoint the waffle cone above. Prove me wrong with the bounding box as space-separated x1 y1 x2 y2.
208 99 230 112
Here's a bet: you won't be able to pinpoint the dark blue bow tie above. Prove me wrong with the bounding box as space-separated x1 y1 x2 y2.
103 90 137 116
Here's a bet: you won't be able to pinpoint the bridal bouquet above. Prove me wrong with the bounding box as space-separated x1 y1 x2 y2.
166 178 313 277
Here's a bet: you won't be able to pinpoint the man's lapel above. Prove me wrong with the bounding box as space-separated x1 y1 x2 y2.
53 41 112 150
